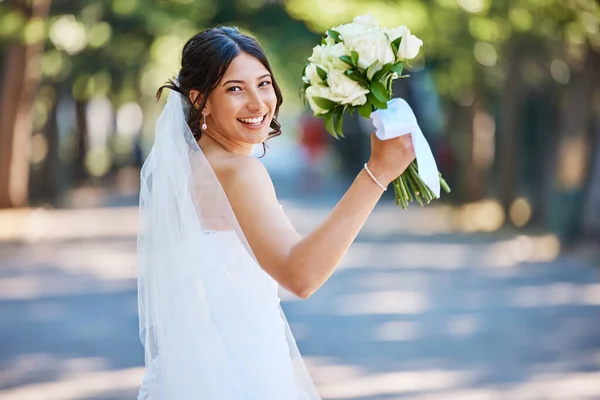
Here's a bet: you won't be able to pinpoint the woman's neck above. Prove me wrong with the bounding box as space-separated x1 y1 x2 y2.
198 129 253 156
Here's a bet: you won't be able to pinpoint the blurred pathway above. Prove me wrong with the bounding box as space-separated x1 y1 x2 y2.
0 200 599 400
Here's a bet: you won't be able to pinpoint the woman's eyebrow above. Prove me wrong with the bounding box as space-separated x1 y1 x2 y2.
222 74 271 87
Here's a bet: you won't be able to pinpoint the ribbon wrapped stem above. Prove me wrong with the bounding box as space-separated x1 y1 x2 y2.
371 98 451 208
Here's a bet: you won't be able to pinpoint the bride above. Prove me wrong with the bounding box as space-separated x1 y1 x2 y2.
137 26 415 399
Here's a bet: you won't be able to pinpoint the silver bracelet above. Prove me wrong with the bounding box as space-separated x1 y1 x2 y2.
363 163 387 191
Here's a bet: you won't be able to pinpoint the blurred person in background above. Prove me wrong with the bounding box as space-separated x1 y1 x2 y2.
298 111 330 193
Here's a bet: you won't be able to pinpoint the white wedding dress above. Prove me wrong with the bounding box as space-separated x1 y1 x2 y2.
136 91 321 399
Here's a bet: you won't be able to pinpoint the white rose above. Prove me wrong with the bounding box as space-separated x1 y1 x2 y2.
332 22 362 41
332 15 379 42
308 44 325 65
350 94 368 106
397 32 422 59
327 71 369 106
385 25 408 42
352 14 379 29
344 31 395 70
319 42 350 72
304 63 324 85
305 84 337 114
387 26 423 60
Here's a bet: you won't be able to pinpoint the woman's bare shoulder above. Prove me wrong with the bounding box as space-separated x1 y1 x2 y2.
210 153 274 195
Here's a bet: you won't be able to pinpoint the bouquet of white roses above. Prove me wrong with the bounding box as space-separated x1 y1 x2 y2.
301 14 450 208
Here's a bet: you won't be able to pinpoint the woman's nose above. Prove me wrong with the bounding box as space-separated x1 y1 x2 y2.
247 90 265 113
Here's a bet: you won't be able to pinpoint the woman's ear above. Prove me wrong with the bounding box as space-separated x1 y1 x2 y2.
189 90 202 109
189 89 211 116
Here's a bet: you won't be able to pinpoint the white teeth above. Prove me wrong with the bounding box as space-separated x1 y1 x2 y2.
238 115 264 124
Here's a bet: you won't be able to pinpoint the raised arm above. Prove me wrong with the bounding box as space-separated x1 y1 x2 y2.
220 133 415 299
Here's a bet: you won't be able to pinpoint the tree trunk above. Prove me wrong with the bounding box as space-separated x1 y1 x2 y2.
74 100 89 184
530 87 559 227
550 47 600 242
464 86 493 202
497 43 524 218
29 93 59 204
580 120 600 237
0 0 52 209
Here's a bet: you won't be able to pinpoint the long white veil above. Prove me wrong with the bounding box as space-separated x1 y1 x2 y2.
137 90 320 399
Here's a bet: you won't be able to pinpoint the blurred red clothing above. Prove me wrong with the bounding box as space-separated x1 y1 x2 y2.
299 114 328 164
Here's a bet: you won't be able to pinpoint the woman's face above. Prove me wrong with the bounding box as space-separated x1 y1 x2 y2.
204 52 278 148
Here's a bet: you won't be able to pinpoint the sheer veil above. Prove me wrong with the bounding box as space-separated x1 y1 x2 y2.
137 90 320 399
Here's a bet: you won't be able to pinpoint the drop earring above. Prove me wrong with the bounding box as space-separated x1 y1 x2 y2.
201 114 207 131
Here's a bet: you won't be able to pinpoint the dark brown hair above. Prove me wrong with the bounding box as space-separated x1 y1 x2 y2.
157 26 283 156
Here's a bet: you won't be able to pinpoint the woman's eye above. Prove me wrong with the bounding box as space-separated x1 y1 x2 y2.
227 86 242 92
259 81 272 88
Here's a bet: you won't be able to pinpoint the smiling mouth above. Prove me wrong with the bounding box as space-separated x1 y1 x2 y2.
237 114 267 127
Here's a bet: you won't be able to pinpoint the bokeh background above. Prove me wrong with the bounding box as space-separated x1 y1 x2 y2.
1 0 599 399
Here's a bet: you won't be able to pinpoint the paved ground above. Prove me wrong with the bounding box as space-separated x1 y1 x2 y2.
0 192 599 399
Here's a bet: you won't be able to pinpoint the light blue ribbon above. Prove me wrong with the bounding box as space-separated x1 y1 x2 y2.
370 98 441 198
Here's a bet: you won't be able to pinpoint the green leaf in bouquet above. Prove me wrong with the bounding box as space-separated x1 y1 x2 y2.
391 36 402 55
372 64 392 82
366 62 383 80
312 96 337 111
339 55 353 67
370 81 390 103
327 29 341 43
344 70 369 88
367 93 388 110
324 110 337 138
334 106 346 138
301 63 309 79
391 62 404 75
300 83 310 105
351 50 359 67
357 101 373 119
316 66 328 82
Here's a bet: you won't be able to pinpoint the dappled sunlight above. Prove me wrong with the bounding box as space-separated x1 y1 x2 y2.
285 0 429 34
406 371 600 400
49 15 87 55
0 207 138 242
284 199 546 238
0 353 61 388
341 242 469 270
336 290 429 315
501 371 600 400
339 233 559 271
450 199 505 233
483 234 561 268
317 368 478 399
302 356 366 386
361 272 429 292
0 269 135 301
52 245 137 281
0 239 137 301
508 283 600 308
445 314 479 338
0 362 144 400
375 321 421 342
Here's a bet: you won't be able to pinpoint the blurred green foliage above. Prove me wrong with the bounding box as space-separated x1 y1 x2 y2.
1 0 597 128
0 0 599 237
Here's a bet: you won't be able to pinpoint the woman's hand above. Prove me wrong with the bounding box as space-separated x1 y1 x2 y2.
366 132 416 188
